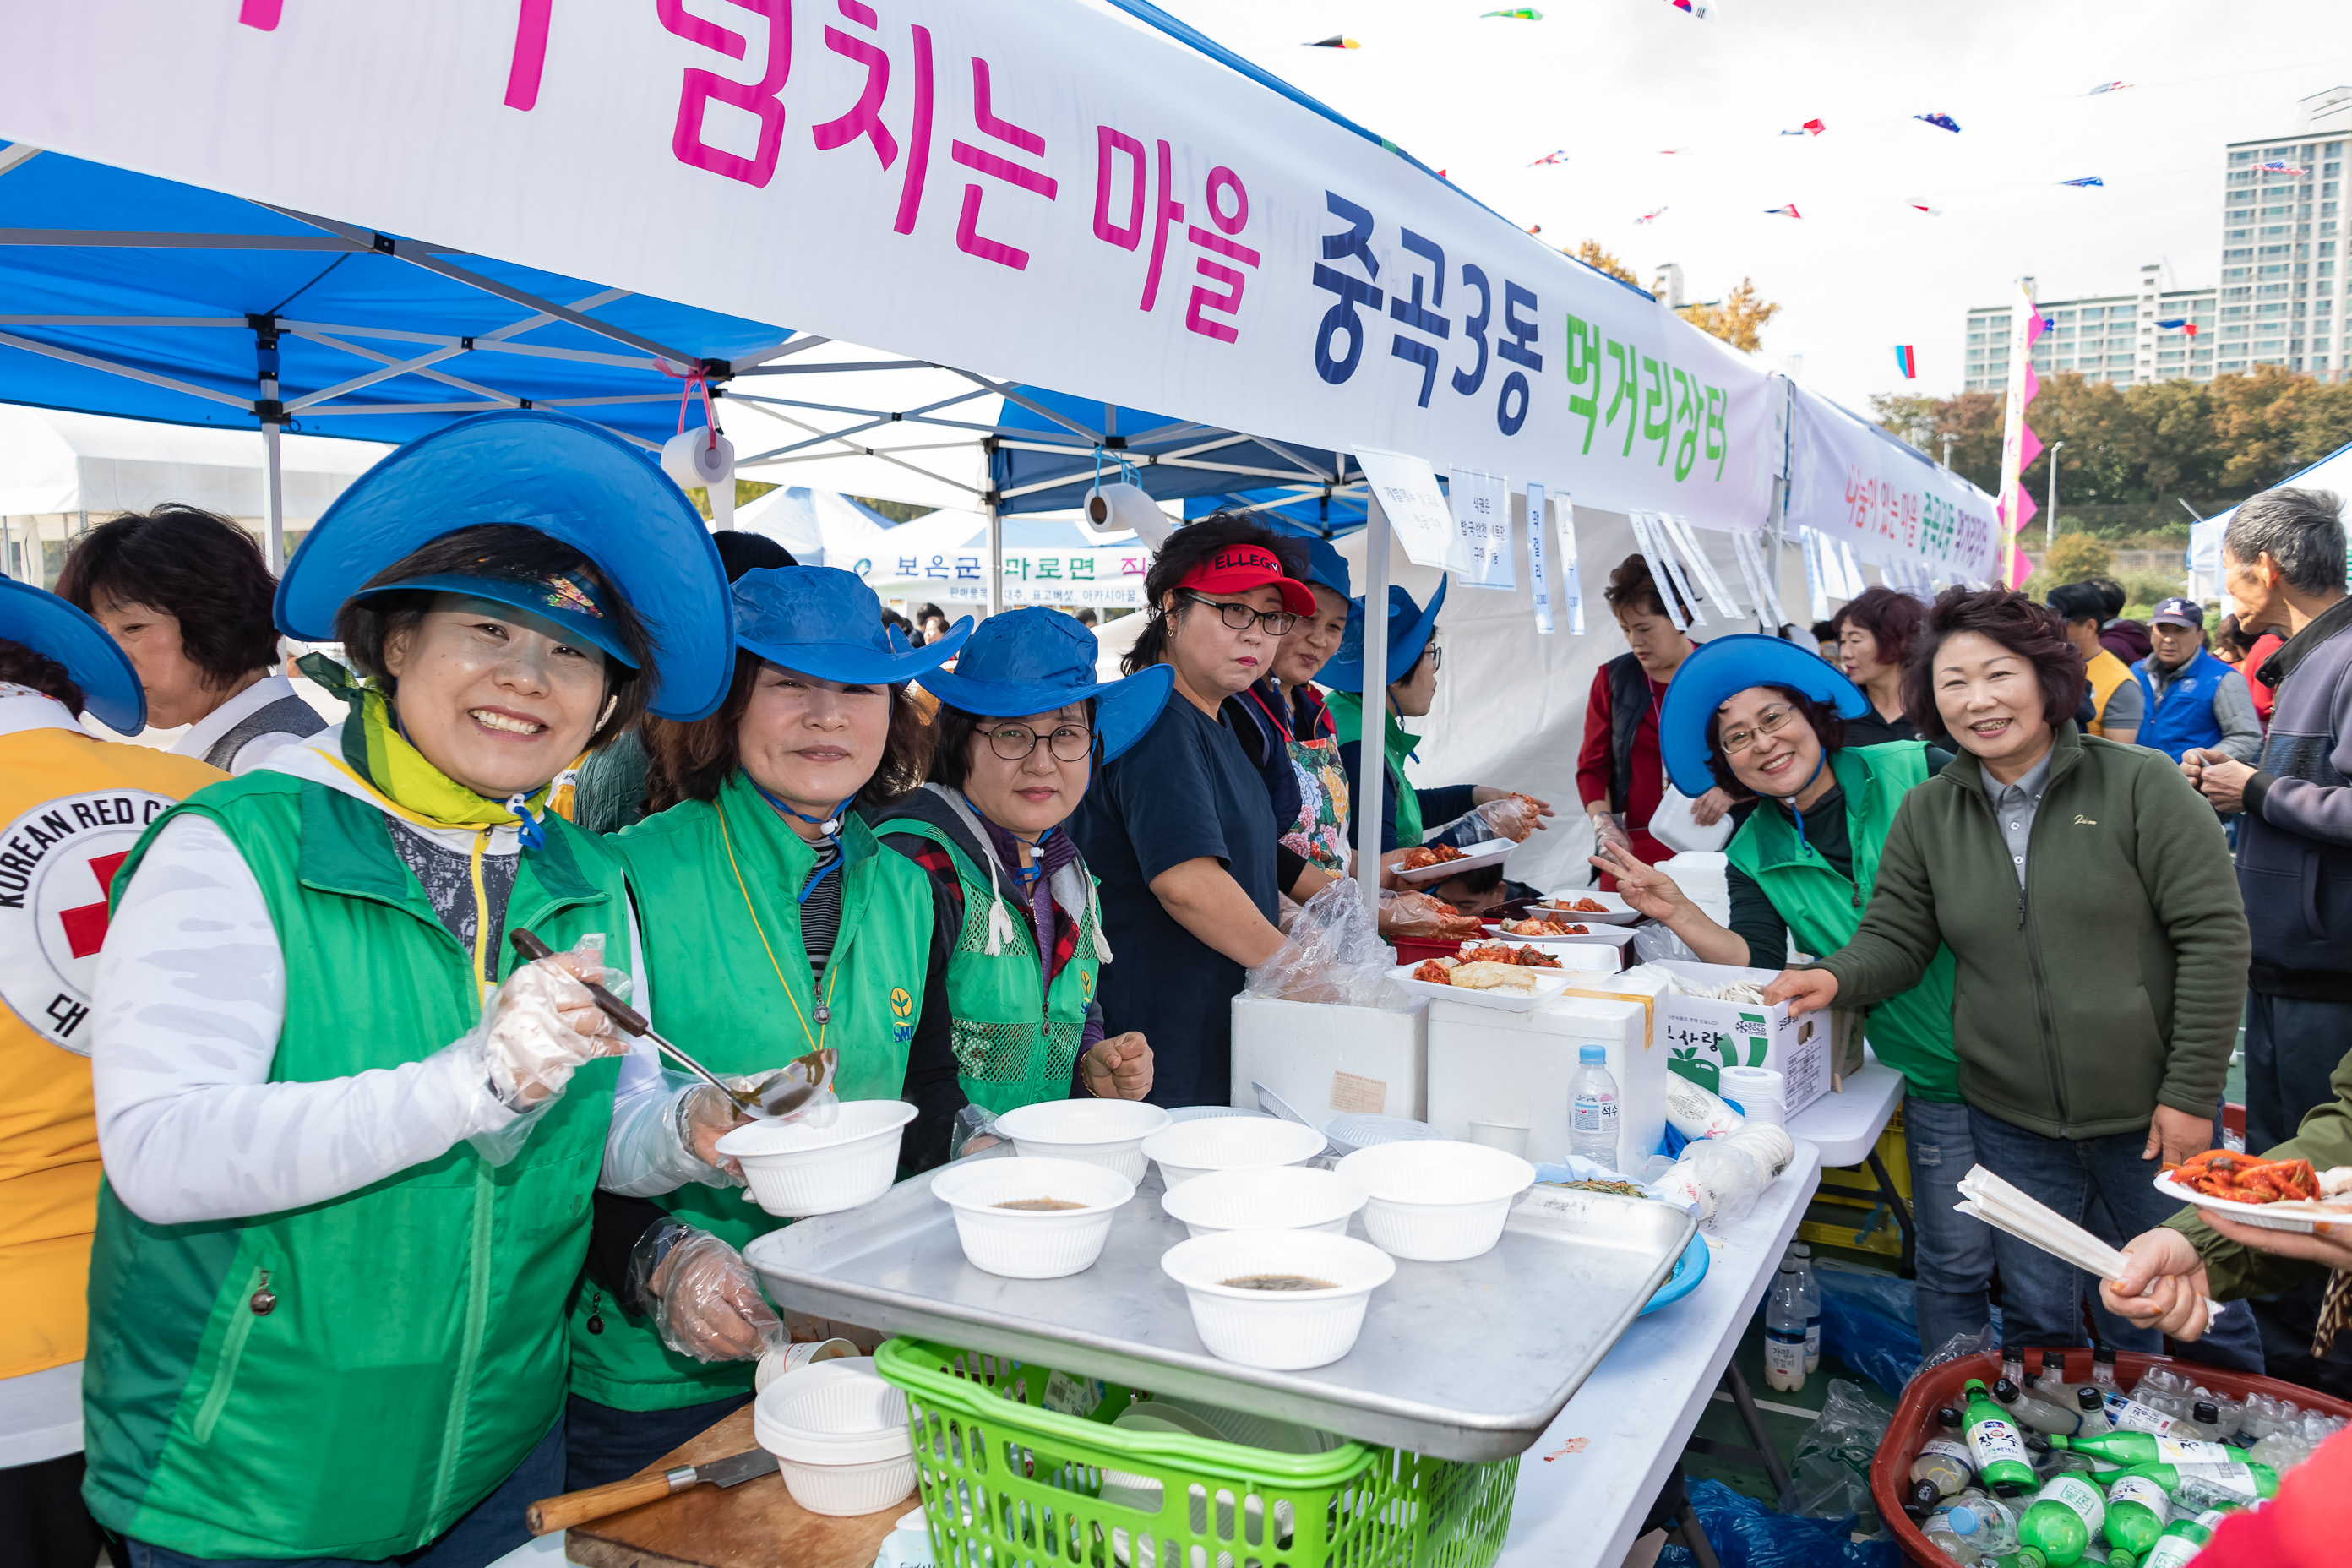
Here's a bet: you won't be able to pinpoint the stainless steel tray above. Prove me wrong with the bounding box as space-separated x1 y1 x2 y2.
745 1155 1695 1462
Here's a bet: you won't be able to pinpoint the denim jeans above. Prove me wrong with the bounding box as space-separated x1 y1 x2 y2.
565 1391 753 1490
1967 1107 2266 1372
2243 991 2352 1152
122 1416 564 1568
1901 1096 1999 1354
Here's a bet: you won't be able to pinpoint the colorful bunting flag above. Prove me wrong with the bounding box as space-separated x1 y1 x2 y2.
2259 160 2311 177
1914 112 1962 133
1778 118 1827 137
2088 80 2132 95
1908 200 1944 216
1306 35 1360 48
1764 204 1803 218
1658 148 1693 155
1634 205 1669 225
1528 150 1571 166
2059 176 2104 188
1664 0 1712 15
1480 7 1544 17
2156 318 2200 336
1894 346 1918 379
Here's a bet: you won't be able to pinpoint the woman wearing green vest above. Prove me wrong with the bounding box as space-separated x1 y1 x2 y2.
1588 634 1993 1355
871 607 1171 1114
1322 579 1554 865
83 412 741 1566
564 565 972 1486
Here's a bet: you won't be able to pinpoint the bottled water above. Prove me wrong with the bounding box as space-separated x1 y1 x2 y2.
1568 1046 1621 1164
1790 1243 1821 1373
1763 1260 1807 1391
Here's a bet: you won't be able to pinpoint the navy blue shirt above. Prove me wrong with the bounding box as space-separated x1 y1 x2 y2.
1069 694 1280 1108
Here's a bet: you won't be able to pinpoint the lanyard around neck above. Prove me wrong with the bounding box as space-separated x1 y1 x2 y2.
751 778 852 904
961 791 1054 889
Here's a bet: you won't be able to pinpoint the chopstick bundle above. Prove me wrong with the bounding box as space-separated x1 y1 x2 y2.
1957 1164 2224 1331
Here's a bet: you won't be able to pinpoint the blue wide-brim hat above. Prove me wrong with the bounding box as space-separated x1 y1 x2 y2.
1318 577 1447 691
0 574 144 734
919 607 1173 763
1658 634 1871 797
1298 536 1352 600
732 565 971 683
276 411 735 721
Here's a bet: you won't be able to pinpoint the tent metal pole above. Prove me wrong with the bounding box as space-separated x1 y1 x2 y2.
986 499 1003 620
262 422 285 574
1355 493 1391 916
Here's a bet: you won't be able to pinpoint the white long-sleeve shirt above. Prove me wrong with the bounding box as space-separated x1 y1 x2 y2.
91 738 688 1226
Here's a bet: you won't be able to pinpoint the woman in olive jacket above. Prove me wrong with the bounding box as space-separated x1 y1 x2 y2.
1767 586 2262 1369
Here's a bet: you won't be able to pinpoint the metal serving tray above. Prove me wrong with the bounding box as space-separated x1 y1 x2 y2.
745 1156 1695 1462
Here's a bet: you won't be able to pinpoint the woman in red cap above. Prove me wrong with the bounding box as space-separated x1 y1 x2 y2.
1068 514 1321 1107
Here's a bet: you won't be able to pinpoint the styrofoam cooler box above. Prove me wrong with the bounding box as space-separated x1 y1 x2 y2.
1651 958 1832 1119
1230 995 1431 1120
1424 969 1672 1171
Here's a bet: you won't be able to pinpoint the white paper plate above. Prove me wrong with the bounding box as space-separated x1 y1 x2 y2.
1531 891 1642 927
1482 922 1637 949
2152 1171 2352 1234
1392 839 1515 885
1386 961 1572 1011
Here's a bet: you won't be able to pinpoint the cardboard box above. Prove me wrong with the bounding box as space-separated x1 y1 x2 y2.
1651 959 1832 1118
1230 994 1430 1120
1424 967 1672 1171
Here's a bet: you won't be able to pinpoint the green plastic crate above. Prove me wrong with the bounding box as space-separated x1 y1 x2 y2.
874 1336 1518 1568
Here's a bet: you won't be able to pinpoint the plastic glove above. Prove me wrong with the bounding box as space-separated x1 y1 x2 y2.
1081 1032 1155 1099
676 1082 754 1184
1469 794 1543 843
635 1226 785 1364
1376 889 1484 942
477 933 629 1107
950 1104 1001 1159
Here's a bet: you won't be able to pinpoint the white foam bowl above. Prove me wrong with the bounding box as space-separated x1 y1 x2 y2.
753 1358 917 1516
929 1156 1137 1278
716 1100 919 1217
1161 1229 1396 1369
990 1099 1171 1180
1158 1166 1368 1239
1141 1117 1328 1188
1335 1140 1537 1262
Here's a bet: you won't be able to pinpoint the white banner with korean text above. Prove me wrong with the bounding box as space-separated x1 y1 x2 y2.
2 0 1788 533
1784 384 1999 585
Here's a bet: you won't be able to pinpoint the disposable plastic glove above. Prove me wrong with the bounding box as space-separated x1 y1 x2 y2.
477 933 629 1107
635 1225 785 1364
1469 793 1544 843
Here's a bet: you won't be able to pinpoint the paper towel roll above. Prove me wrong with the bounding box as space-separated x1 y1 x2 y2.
1719 1065 1787 1128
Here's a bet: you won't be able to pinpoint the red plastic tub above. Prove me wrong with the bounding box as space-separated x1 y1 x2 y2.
1869 1347 2352 1565
1389 935 1459 967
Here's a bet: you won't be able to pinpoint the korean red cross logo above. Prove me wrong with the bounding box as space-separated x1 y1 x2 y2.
0 792 176 1055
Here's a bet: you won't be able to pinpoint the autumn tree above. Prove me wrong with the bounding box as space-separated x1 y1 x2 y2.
1678 280 1781 355
1569 240 1637 286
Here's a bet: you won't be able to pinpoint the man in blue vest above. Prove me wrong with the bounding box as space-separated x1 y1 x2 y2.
2135 596 2263 765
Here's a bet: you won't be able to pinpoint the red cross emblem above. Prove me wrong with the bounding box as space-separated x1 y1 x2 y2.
57 851 131 960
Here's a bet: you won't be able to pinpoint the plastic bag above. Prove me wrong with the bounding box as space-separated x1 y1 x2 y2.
1813 1265 1925 1399
1376 888 1485 943
1656 1478 1902 1568
1245 881 1408 1007
1780 1380 1893 1519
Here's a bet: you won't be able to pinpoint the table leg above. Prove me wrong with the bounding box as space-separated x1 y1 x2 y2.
1672 1508 1723 1568
1682 1364 1793 1500
1866 1148 1917 1278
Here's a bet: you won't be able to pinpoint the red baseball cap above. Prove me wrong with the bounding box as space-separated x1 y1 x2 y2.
1176 543 1317 616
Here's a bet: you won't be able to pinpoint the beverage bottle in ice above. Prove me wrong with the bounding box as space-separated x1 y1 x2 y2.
2046 1431 2233 1467
2091 1459 2277 1511
2005 1350 2026 1387
2092 1346 2119 1391
2099 1391 2182 1436
2009 1377 2085 1437
2101 1473 2169 1559
1963 1381 2039 1496
2039 1350 2070 1387
1763 1261 1807 1391
1946 1493 2020 1554
2016 1472 2104 1564
2175 1401 2221 1441
1569 1046 1621 1164
1791 1242 1822 1373
2138 1510 2224 1568
1923 1505 1984 1563
1908 1406 1976 1514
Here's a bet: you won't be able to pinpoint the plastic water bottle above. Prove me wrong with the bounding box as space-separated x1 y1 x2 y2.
1907 1407 1976 1515
1790 1242 1821 1372
1569 1045 1621 1164
1764 1260 1807 1391
2092 1347 2119 1391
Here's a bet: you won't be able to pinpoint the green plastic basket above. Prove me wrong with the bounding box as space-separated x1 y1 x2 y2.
874 1336 1518 1568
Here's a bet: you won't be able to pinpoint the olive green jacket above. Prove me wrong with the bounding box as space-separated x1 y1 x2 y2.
1813 722 2249 1141
2167 1045 2352 1299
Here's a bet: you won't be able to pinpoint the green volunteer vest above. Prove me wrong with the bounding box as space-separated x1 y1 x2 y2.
1326 689 1425 847
870 811 1101 1116
80 773 628 1560
568 769 932 1410
1723 742 1963 1102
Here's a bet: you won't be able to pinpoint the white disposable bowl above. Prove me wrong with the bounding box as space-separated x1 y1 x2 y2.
716 1100 919 1217
991 1099 1171 1181
1158 1166 1368 1239
752 1358 917 1516
1336 1140 1536 1262
1141 1117 1328 1187
1161 1229 1396 1369
929 1156 1137 1278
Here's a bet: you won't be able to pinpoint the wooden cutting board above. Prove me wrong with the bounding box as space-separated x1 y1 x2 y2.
563 1407 915 1568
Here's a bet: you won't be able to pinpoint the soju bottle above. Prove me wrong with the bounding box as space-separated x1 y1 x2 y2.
1963 1379 2039 1495
2044 1431 2232 1467
2093 1459 2278 1511
2017 1473 2104 1564
2139 1510 2225 1568
2100 1473 2167 1558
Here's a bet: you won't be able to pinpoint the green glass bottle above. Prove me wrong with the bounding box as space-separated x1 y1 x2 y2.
1963 1378 2040 1495
2017 1473 2104 1565
2044 1431 2233 1467
2090 1459 2278 1512
2139 1510 2225 1568
2100 1473 2168 1557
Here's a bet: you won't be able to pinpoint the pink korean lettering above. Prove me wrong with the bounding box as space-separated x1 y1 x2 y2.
658 0 791 189
950 57 1056 270
1184 166 1259 344
807 1 934 236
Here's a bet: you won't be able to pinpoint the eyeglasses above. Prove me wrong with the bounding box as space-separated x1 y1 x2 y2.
1719 705 1799 755
1179 590 1297 637
985 722 1096 762
1419 645 1445 673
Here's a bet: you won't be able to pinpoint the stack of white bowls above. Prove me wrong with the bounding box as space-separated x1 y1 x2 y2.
753 1358 916 1516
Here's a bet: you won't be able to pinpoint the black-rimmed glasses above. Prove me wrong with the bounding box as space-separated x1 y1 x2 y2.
1179 589 1298 637
986 722 1096 762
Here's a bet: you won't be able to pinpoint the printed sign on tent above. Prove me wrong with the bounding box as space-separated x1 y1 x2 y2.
1353 448 1455 569
1800 527 1831 621
1446 467 1514 591
1554 492 1586 635
1525 482 1553 634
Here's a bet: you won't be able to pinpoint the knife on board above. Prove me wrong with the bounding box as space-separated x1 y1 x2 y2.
526 1446 779 1534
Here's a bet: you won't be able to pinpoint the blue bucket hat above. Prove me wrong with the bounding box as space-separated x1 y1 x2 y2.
919 607 1173 763
0 574 144 734
1658 634 1870 798
732 566 971 683
1298 536 1352 601
276 411 736 721
1318 577 1448 692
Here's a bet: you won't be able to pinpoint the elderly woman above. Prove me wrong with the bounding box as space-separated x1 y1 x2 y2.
1831 585 1927 748
1227 535 1356 890
1765 587 2262 1369
1592 634 1987 1352
871 608 1168 1112
564 566 972 1486
83 412 739 1565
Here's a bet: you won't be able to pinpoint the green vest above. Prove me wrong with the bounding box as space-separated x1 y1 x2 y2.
1326 689 1425 847
1723 742 1962 1102
568 770 933 1410
81 774 628 1560
870 792 1103 1116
